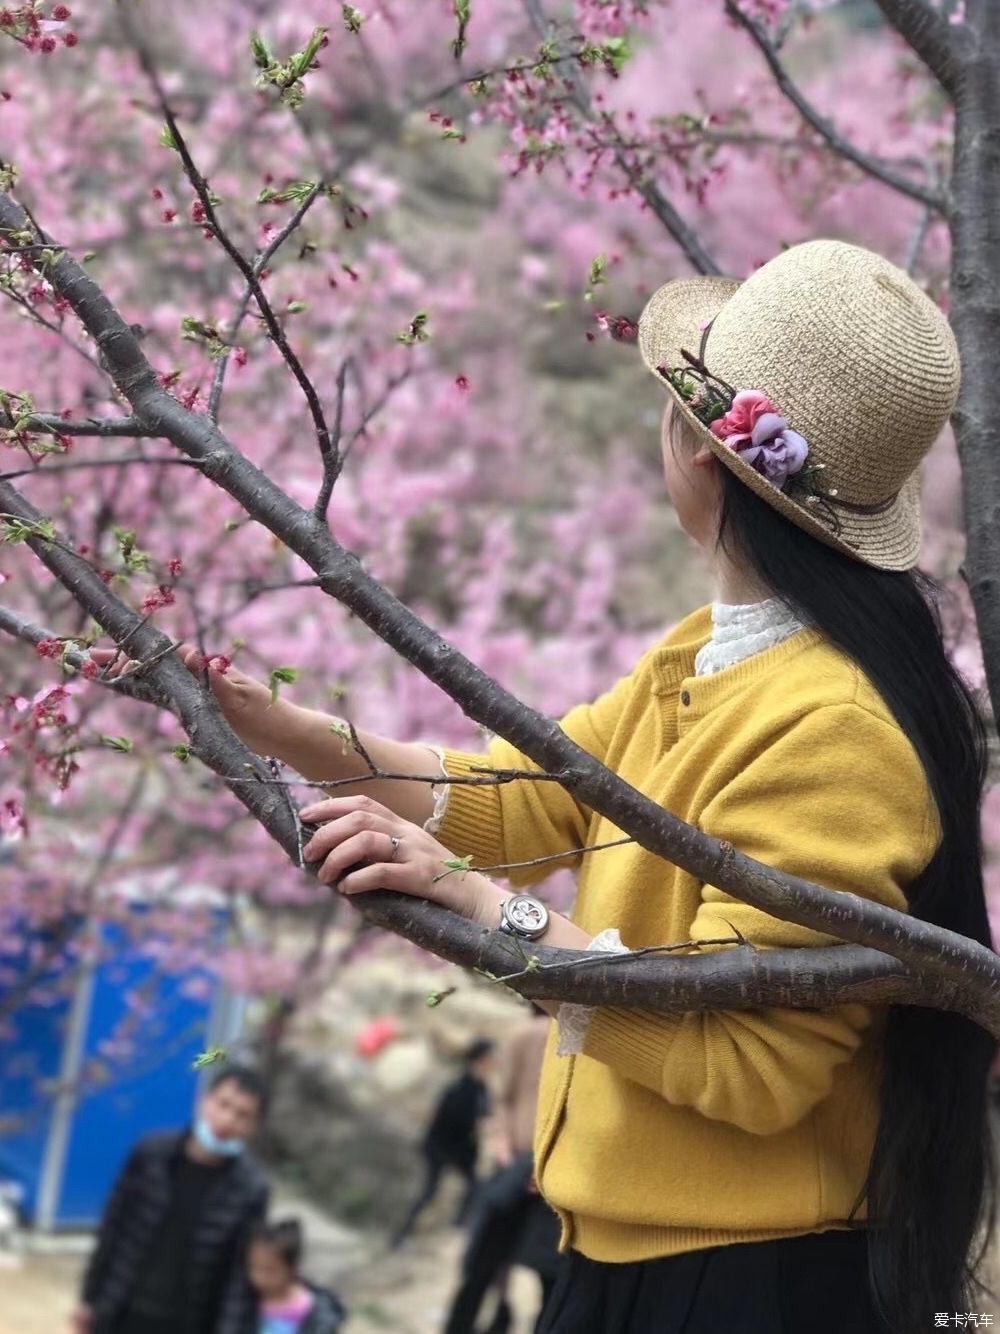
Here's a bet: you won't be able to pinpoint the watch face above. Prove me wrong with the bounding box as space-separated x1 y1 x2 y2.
507 896 547 935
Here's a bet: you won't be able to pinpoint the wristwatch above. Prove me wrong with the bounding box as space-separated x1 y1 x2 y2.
499 893 550 941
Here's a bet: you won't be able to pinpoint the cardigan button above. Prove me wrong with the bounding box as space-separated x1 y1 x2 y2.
680 690 691 706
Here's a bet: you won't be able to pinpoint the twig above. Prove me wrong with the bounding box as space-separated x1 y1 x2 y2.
314 358 351 520
473 835 634 876
725 0 948 212
522 0 722 275
219 766 578 791
1 454 202 481
490 934 747 985
905 202 936 274
207 181 327 423
1 412 149 440
124 18 338 483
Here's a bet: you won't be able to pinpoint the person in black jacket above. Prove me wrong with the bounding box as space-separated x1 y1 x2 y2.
73 1063 270 1334
248 1217 346 1333
391 1038 496 1248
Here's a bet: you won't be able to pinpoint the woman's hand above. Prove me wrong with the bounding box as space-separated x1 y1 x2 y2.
299 793 508 927
88 643 287 755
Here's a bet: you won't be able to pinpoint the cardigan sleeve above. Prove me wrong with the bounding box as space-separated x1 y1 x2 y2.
582 703 940 1136
433 662 641 882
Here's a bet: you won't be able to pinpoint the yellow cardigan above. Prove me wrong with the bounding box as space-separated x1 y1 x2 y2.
436 606 938 1263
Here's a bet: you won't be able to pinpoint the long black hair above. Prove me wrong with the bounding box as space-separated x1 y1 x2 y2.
717 467 997 1331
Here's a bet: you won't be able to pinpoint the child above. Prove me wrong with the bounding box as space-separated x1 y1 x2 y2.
171 239 996 1332
390 1036 496 1248
248 1219 346 1334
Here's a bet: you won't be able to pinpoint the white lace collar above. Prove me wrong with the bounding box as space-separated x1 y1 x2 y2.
694 598 806 677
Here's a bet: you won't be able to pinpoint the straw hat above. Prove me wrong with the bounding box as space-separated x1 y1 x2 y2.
637 239 960 570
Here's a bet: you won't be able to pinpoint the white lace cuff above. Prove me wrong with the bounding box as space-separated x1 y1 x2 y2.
556 928 628 1056
422 745 450 835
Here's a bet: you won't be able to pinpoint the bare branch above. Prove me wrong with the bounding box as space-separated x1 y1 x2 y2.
873 0 971 96
314 358 351 520
122 15 339 483
1 454 203 482
207 181 327 423
2 412 150 439
725 1 949 212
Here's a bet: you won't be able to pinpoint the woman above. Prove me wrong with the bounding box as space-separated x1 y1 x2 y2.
97 240 996 1331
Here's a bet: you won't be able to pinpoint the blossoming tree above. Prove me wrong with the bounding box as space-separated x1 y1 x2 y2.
1 0 1000 1060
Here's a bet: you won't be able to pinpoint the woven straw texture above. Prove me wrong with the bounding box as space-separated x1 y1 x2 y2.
637 239 960 570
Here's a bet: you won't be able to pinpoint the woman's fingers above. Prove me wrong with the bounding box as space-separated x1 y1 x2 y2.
87 647 135 679
300 793 393 826
311 827 399 888
303 807 395 868
338 860 424 897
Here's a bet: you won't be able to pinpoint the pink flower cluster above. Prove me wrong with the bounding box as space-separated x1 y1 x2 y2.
709 390 809 489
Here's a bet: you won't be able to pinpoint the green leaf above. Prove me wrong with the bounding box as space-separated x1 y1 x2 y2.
426 986 457 1008
289 26 327 80
159 123 179 152
396 310 431 346
249 30 273 69
442 855 473 873
342 4 363 33
268 665 299 706
101 736 133 753
192 1045 228 1070
588 253 607 288
328 719 352 741
172 744 192 763
603 35 632 73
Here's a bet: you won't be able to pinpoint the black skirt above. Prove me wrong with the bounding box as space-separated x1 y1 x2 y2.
537 1229 892 1334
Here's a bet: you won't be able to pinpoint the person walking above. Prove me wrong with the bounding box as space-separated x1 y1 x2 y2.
391 1038 496 1248
442 1007 559 1334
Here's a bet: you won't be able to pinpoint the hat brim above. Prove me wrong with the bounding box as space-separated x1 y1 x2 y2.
638 277 922 572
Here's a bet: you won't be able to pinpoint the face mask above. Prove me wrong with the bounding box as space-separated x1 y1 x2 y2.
193 1116 245 1158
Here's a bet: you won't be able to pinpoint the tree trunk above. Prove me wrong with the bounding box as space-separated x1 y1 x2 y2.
949 2 1000 724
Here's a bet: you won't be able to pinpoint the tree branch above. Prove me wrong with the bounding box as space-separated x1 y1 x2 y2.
0 454 203 482
2 191 998 1033
523 0 722 275
873 0 971 97
725 1 949 211
122 15 339 484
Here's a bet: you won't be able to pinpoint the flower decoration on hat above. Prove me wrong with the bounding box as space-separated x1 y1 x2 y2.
708 391 809 489
658 350 811 493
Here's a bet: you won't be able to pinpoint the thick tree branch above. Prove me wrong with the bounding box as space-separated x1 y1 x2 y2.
1 192 998 1033
873 0 971 96
725 1 948 212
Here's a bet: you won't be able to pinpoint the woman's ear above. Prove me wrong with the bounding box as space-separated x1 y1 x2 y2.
692 445 716 469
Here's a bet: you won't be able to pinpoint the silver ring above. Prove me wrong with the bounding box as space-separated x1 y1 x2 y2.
389 835 402 862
